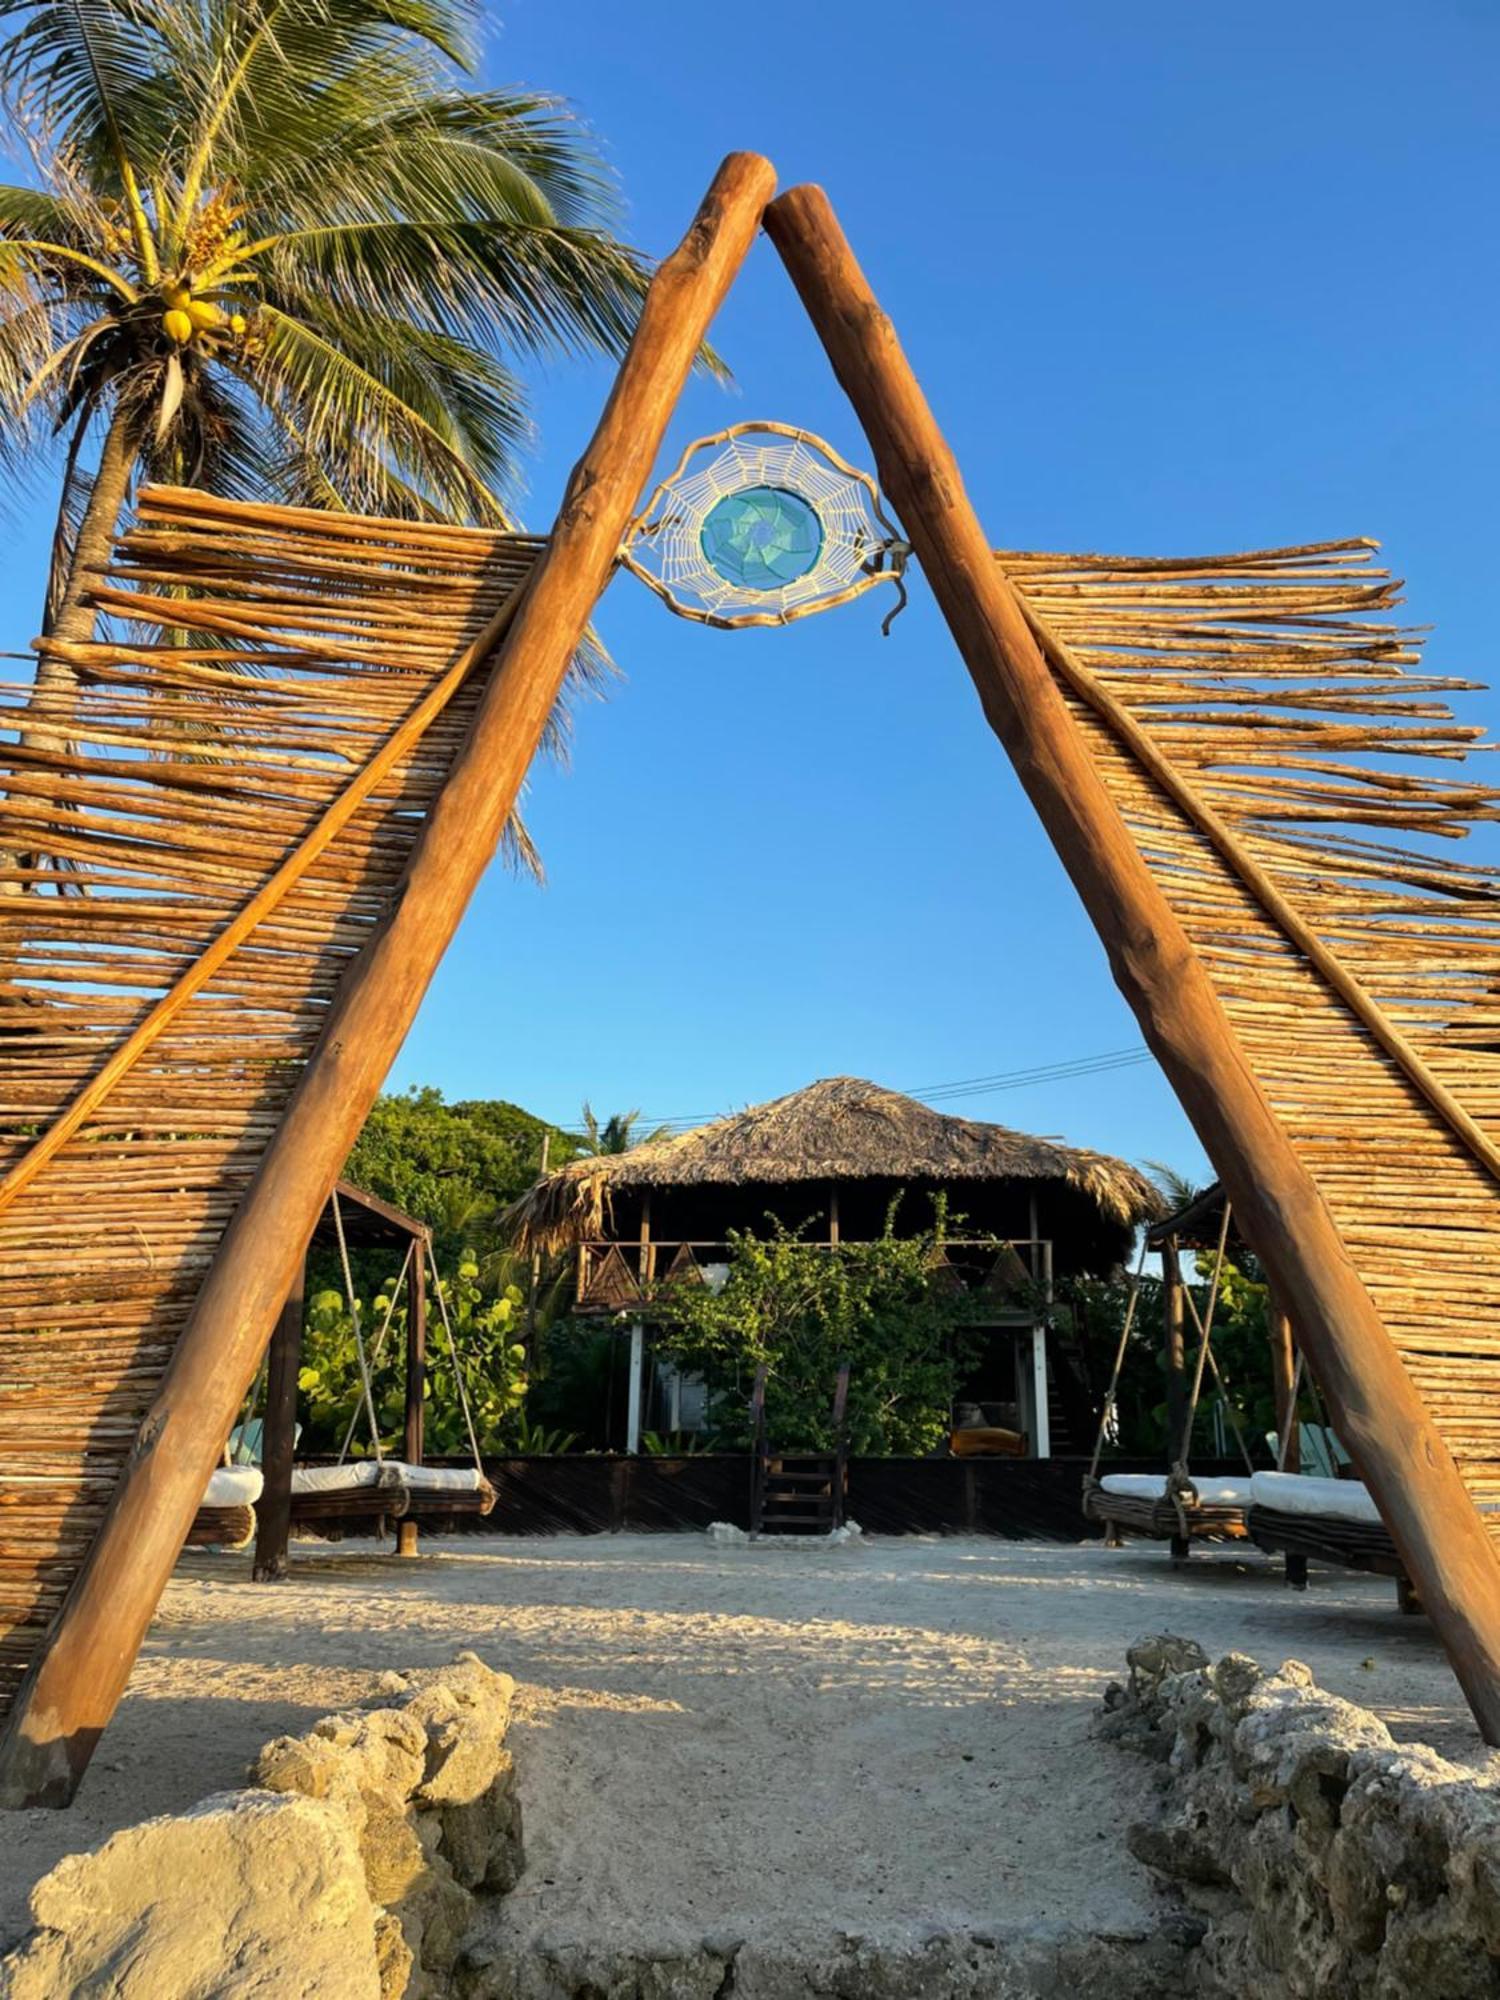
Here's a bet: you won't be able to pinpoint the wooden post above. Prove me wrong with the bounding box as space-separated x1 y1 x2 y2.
0 151 777 1807
251 1270 305 1583
1030 1323 1051 1460
765 181 1500 1744
1268 1293 1299 1474
398 1236 428 1559
1161 1235 1186 1469
625 1322 645 1454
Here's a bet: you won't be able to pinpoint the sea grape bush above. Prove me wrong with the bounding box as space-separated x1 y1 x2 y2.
296 1251 529 1457
656 1208 984 1456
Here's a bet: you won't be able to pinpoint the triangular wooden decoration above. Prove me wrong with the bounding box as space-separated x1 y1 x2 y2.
580 1245 643 1313
923 1247 968 1299
977 1244 1033 1302
663 1243 703 1287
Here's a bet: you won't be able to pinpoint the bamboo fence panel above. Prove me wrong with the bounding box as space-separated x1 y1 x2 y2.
0 489 544 1712
1004 541 1500 1512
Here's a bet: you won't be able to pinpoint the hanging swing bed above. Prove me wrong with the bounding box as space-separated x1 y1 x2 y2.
1083 1203 1256 1561
1246 1345 1418 1609
252 1183 495 1578
186 1466 264 1550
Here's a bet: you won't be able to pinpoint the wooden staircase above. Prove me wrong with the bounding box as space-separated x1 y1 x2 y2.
749 1362 851 1537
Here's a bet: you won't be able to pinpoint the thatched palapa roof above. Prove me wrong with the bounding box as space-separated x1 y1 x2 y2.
506 1076 1161 1251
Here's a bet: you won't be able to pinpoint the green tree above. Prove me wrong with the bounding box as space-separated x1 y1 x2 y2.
345 1086 575 1266
0 0 650 684
656 1211 983 1457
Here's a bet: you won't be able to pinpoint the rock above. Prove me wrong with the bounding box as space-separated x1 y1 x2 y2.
360 1796 431 1904
439 1756 525 1893
1101 1641 1500 1998
375 1911 417 2000
2 1654 526 2000
408 1661 517 1808
0 1790 381 1999
1125 1631 1209 1698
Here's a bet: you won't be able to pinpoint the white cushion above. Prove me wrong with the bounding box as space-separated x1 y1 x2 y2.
1099 1472 1251 1505
290 1461 398 1495
203 1465 263 1507
394 1463 488 1493
288 1461 487 1497
1250 1470 1381 1526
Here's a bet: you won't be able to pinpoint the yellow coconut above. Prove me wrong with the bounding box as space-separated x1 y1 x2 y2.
163 307 194 344
185 297 224 333
229 313 247 335
162 283 191 312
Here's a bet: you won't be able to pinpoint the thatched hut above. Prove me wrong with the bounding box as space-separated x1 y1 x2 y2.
508 1077 1160 1457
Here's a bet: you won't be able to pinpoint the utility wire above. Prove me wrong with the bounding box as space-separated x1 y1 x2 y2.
547 1043 1155 1138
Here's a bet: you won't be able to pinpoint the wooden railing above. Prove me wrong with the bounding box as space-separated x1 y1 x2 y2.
573 1236 1053 1316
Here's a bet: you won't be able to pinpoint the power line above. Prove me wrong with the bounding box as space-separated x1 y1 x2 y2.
547 1043 1155 1137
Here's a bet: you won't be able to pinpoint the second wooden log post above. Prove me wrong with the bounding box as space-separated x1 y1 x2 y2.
0 150 778 1808
764 180 1500 1743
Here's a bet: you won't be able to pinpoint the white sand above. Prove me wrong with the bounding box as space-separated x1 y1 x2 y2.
2 1533 1490 1956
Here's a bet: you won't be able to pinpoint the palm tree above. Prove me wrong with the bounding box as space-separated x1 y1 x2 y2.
0 0 651 688
1146 1161 1207 1215
577 1102 667 1156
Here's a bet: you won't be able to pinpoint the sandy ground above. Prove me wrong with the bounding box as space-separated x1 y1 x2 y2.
2 1532 1493 1957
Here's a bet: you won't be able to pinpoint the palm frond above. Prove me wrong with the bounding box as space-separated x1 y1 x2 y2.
237 300 509 521
0 0 176 193
259 217 649 361
248 90 624 230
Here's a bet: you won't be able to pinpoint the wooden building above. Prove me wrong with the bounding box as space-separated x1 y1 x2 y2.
507 1076 1159 1456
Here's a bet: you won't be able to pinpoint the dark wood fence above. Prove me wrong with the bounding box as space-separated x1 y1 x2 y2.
397 1454 1248 1541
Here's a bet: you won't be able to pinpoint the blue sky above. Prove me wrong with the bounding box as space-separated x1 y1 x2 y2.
7 0 1499 1176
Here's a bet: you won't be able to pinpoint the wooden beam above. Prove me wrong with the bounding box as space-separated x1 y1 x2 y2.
251 1271 305 1583
764 181 1500 1744
0 151 777 1807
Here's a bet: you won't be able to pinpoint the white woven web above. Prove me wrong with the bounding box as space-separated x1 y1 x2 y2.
630 431 892 621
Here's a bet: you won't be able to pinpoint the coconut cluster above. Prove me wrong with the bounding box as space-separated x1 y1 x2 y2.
160 282 247 347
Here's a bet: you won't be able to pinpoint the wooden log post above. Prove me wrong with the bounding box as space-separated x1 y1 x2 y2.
1160 1235 1186 1468
0 151 777 1807
398 1237 428 1559
251 1272 306 1583
764 182 1500 1744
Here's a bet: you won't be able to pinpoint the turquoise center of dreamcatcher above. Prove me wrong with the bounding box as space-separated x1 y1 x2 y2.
699 485 824 592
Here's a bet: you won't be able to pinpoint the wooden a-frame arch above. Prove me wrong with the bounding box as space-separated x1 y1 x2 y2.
4 151 1500 1806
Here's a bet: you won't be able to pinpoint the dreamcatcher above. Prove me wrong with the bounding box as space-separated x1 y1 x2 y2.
620 420 908 630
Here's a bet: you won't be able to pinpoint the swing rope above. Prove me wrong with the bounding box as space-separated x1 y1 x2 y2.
1086 1233 1150 1486
1171 1202 1232 1480
332 1189 386 1467
426 1258 487 1477
334 1233 416 1467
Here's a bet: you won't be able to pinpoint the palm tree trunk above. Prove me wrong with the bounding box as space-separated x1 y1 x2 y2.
42 402 136 652
2 405 136 898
